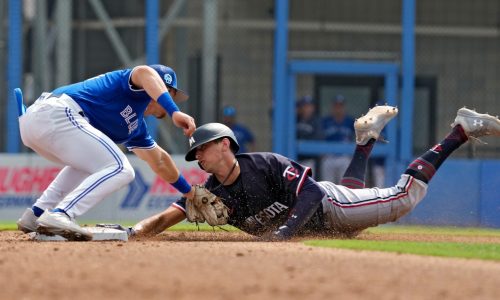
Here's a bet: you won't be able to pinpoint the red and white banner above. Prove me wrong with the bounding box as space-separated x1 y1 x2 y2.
0 154 208 222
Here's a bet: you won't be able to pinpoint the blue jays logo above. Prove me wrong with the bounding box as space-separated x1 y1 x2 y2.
164 74 173 85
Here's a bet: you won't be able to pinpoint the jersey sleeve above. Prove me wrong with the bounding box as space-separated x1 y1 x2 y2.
274 177 326 239
125 119 156 150
266 154 325 239
172 197 187 213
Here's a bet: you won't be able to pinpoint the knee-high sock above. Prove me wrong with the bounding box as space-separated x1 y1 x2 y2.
340 139 376 189
405 125 468 183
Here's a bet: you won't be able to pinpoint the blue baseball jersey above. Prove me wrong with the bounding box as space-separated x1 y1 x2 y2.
322 116 355 142
52 68 155 149
230 123 255 153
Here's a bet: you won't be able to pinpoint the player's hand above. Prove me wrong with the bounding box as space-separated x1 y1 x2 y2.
183 186 195 199
260 226 292 242
172 111 196 136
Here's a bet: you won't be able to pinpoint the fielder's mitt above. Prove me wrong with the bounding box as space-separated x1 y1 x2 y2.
186 185 229 226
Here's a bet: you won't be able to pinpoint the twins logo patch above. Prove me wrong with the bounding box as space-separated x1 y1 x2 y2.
164 74 173 85
189 136 196 147
430 143 443 154
282 166 300 181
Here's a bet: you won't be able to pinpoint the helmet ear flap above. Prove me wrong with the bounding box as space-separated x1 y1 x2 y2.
228 138 239 154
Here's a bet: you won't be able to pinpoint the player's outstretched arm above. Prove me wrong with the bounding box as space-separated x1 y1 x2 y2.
171 111 196 137
263 178 325 241
131 65 169 100
131 65 196 136
132 205 186 237
133 146 194 199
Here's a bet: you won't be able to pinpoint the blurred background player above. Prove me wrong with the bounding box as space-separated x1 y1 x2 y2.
296 95 323 171
221 105 255 153
16 65 196 240
320 95 355 183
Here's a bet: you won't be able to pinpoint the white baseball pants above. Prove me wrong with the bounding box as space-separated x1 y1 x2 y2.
319 174 428 234
19 93 135 218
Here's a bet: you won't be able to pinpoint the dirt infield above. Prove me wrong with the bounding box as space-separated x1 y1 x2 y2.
1 230 500 300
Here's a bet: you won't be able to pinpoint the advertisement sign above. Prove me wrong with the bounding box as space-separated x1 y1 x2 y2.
0 154 208 222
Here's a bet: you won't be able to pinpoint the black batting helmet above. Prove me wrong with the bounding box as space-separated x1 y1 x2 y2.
185 123 240 161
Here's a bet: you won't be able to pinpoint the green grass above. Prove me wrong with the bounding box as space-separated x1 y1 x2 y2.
365 225 500 237
304 239 500 261
4 220 500 261
304 225 500 261
0 222 18 230
0 221 238 232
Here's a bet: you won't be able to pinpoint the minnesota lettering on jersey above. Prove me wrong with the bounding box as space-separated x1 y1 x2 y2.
120 105 139 134
244 201 289 227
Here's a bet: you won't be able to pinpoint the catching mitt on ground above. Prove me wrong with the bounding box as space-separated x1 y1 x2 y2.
186 185 229 226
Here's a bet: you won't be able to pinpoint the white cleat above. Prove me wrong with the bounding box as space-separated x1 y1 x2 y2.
354 105 398 145
17 208 39 233
36 210 93 241
451 107 500 144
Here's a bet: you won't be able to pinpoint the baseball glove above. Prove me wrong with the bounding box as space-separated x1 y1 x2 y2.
185 185 229 226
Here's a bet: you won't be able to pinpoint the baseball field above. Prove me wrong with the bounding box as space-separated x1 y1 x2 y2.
1 224 500 300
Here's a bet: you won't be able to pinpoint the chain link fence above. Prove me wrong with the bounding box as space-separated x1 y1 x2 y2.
1 0 499 158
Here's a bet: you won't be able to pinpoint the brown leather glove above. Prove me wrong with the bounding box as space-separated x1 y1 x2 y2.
185 185 229 226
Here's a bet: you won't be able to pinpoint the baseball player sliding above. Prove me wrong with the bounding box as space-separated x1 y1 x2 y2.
16 65 196 241
127 105 499 240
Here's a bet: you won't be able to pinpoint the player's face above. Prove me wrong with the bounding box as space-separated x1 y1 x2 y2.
195 140 226 172
167 87 177 99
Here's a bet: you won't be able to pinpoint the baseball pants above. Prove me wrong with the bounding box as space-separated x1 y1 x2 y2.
319 174 427 234
19 93 135 218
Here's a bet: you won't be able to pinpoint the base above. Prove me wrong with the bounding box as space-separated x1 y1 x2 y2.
29 226 128 242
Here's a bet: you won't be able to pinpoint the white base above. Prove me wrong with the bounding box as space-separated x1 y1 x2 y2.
29 226 128 242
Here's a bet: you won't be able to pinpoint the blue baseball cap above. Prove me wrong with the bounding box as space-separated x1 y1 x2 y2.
297 95 314 107
223 105 237 117
150 64 189 102
332 94 345 104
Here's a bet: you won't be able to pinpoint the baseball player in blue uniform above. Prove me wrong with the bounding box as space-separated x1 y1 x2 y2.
16 64 196 240
222 105 255 153
320 95 355 183
122 105 499 240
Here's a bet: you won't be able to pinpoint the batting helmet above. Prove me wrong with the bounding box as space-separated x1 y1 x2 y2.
185 123 240 161
150 64 189 102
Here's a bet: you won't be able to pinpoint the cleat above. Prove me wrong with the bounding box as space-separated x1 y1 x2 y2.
36 210 93 241
354 105 398 145
17 208 39 233
451 107 500 144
